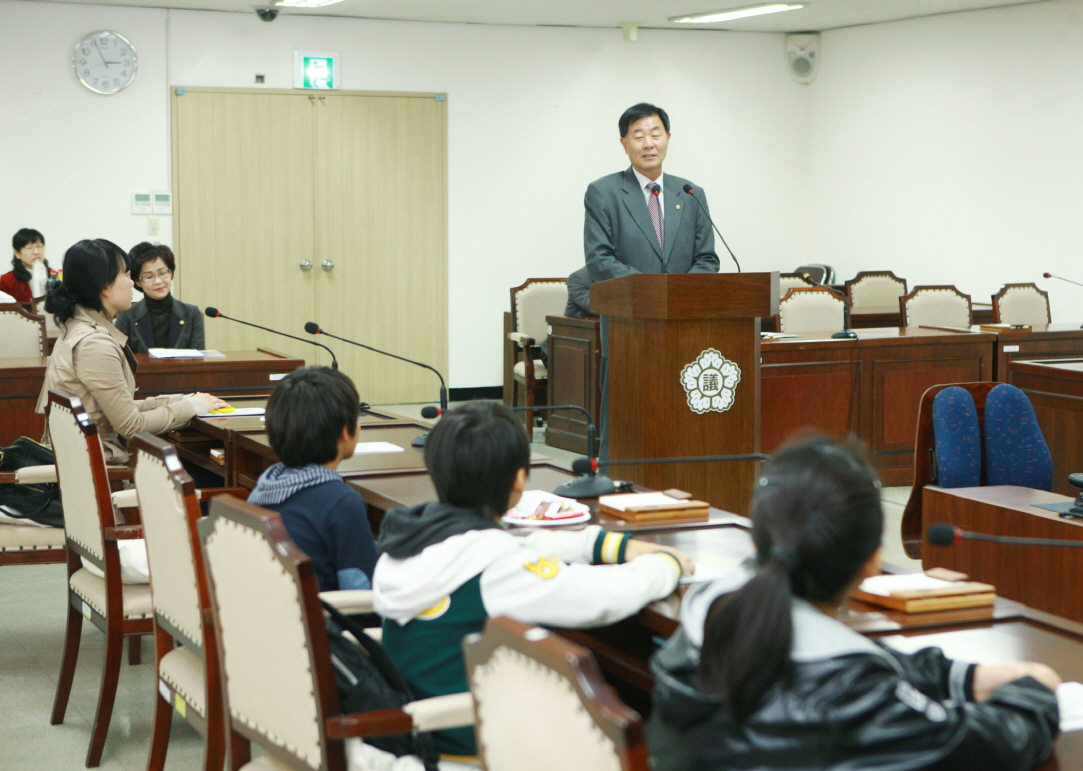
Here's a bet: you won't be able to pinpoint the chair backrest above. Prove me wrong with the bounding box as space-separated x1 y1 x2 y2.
900 285 972 328
931 387 982 488
778 273 809 296
47 390 113 568
200 495 341 771
794 263 835 285
0 303 48 357
983 383 1052 489
132 433 207 651
992 283 1051 325
29 296 61 338
845 271 908 309
778 287 845 335
511 279 569 343
464 616 647 771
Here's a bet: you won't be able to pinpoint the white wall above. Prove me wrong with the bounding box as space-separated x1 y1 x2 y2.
807 0 1083 320
0 0 808 386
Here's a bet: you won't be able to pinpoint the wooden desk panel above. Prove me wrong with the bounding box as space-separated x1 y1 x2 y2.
132 348 303 396
921 485 1083 622
544 315 601 455
1009 359 1083 497
985 324 1083 381
0 356 47 446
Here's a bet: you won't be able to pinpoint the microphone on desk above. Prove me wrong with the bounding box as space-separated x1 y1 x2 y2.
927 522 1083 548
1043 272 1083 289
204 307 339 370
799 274 859 339
681 183 741 273
506 404 613 498
305 321 447 446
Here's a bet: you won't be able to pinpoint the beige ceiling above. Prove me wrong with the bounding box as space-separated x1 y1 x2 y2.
40 0 1048 32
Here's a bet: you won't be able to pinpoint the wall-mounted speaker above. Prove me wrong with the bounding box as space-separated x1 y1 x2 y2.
785 33 821 85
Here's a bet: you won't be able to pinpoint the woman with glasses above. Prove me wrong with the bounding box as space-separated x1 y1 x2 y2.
114 242 204 354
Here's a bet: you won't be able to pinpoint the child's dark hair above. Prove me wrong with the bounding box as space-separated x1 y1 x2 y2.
44 239 127 325
265 366 360 468
698 436 883 722
424 401 530 516
128 242 176 284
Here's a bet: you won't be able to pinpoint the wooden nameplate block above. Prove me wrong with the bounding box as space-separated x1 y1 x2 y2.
980 323 1032 334
853 568 996 613
598 490 709 522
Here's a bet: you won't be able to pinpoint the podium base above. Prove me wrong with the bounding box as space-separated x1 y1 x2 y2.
554 474 616 499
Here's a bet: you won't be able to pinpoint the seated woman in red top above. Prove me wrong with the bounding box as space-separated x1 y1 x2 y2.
1 228 54 303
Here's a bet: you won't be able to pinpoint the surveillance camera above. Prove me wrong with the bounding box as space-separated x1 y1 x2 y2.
256 8 278 21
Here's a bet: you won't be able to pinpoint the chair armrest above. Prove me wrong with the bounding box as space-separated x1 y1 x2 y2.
402 692 476 731
325 708 415 740
105 525 144 541
318 589 375 615
15 465 57 484
106 466 134 482
196 487 249 502
111 489 139 509
508 332 536 347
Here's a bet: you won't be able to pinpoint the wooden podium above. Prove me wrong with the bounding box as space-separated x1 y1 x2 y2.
591 272 778 515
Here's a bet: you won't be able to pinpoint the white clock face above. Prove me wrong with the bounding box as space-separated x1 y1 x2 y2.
73 31 137 95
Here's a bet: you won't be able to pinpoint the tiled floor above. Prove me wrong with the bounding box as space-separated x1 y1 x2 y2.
0 403 919 770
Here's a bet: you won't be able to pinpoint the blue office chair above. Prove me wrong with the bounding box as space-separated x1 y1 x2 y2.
983 383 1053 490
931 386 983 489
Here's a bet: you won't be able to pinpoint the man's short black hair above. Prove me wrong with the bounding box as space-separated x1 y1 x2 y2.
424 401 530 516
265 366 360 468
13 228 44 251
619 103 670 137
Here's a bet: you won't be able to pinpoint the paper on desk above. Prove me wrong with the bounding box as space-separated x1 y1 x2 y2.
858 573 956 597
196 407 266 418
200 350 226 358
598 492 681 511
354 442 405 455
679 563 726 585
1058 682 1083 732
148 348 205 358
761 332 801 340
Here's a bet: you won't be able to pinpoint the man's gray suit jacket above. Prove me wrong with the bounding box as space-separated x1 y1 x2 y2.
583 166 720 283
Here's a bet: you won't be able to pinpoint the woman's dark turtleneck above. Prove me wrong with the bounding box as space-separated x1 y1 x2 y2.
145 293 174 348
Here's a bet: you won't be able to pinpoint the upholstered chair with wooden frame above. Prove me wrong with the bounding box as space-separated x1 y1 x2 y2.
0 461 65 565
509 278 569 439
131 433 229 771
47 389 154 768
464 616 648 771
844 271 908 310
992 283 1051 326
777 287 845 335
198 494 475 771
899 285 973 328
0 302 48 357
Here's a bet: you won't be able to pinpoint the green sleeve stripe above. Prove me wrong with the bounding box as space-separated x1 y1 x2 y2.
617 533 632 563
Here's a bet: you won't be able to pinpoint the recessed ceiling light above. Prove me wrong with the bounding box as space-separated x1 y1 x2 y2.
670 3 805 24
273 0 345 7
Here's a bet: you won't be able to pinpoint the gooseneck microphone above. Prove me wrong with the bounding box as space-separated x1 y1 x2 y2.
205 307 339 370
1043 272 1083 289
800 274 858 340
681 183 741 272
927 522 1083 549
509 404 613 498
306 322 447 446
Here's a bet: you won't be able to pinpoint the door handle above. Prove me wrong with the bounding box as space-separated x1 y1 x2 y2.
321 260 335 272
300 260 313 271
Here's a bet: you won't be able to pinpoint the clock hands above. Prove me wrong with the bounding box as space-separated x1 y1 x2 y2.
92 39 121 68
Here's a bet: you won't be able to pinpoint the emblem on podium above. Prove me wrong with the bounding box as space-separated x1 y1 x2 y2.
680 348 741 414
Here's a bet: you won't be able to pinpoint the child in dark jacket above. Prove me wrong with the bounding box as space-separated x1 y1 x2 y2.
248 366 376 592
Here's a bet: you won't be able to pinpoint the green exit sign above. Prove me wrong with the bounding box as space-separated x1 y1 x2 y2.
294 52 339 90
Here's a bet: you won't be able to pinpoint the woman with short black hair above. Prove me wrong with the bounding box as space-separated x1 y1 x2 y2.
34 239 226 463
1 227 54 303
647 436 1061 771
113 242 204 354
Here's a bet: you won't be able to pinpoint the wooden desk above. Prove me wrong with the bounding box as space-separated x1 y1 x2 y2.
0 348 304 447
847 304 997 329
922 485 1083 621
1009 358 1083 497
544 314 601 455
761 327 995 485
979 324 1083 381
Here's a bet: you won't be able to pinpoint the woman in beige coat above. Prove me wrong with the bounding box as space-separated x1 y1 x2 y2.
35 239 227 463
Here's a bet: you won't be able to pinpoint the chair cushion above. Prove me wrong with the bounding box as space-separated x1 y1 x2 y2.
983 384 1053 490
512 360 547 380
69 567 153 620
0 524 64 550
932 387 982 488
905 289 969 327
159 645 207 719
997 287 1050 325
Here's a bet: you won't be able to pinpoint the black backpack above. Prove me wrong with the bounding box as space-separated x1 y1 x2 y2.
0 437 63 528
321 600 442 770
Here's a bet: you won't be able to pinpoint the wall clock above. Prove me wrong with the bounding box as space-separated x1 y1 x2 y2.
73 31 137 95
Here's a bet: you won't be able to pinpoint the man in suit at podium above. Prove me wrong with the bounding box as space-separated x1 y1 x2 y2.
584 103 720 457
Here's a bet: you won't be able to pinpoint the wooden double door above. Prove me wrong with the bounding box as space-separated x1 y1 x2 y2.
171 88 447 403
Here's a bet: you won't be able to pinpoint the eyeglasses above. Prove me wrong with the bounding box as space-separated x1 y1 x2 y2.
139 268 172 283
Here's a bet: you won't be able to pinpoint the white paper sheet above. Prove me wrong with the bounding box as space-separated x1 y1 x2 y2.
1058 681 1083 732
148 348 204 358
858 573 956 597
196 407 266 418
354 442 405 454
598 492 682 511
